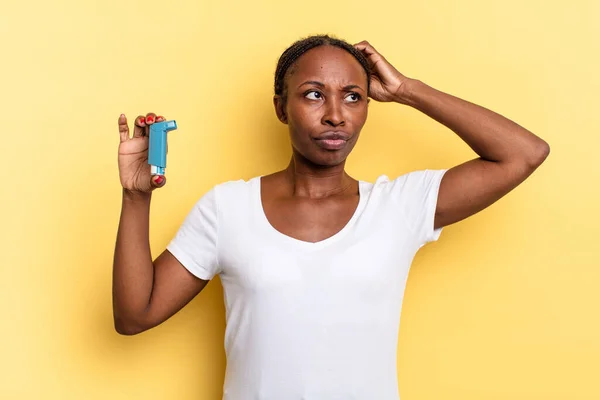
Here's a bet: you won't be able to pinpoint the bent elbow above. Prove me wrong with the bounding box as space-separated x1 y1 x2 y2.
526 138 550 170
115 324 144 336
113 315 148 336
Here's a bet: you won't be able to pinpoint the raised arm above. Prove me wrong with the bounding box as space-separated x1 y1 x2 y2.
401 79 549 229
354 41 550 229
112 113 208 335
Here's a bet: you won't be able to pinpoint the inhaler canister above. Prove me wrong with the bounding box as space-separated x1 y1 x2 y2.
148 120 177 176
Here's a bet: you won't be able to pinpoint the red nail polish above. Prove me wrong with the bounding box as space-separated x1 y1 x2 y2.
155 176 164 185
147 116 154 123
140 117 145 123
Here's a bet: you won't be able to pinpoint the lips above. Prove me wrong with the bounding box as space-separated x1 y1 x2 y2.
317 131 350 141
314 131 351 150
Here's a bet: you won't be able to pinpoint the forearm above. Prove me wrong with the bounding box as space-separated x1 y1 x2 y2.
398 79 549 165
112 189 155 331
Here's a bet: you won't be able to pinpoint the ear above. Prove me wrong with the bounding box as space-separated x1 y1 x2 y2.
273 95 288 124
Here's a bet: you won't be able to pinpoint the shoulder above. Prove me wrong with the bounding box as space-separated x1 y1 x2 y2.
194 176 260 212
368 169 448 194
363 169 448 211
364 169 448 243
212 175 259 198
181 176 259 225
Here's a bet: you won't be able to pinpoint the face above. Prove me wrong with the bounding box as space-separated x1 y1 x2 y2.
274 45 369 167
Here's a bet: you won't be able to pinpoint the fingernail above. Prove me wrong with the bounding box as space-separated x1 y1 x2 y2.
155 176 164 185
147 116 154 123
140 117 145 123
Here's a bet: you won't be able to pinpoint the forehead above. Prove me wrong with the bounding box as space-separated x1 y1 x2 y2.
288 45 367 86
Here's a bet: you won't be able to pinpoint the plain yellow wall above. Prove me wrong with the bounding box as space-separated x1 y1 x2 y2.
2 0 599 398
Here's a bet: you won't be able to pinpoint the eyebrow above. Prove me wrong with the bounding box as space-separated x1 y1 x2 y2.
298 80 364 92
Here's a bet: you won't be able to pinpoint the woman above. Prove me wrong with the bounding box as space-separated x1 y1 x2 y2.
113 35 549 399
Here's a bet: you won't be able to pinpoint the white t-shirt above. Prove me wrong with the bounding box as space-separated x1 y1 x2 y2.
167 169 447 400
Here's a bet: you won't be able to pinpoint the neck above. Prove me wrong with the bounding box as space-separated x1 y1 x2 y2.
283 153 354 199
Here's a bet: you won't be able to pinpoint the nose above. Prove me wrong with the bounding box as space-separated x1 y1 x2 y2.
321 99 345 127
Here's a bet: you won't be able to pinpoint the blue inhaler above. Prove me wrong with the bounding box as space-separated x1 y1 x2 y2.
148 120 177 176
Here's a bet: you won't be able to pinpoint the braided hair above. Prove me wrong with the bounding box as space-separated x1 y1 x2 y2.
274 34 371 107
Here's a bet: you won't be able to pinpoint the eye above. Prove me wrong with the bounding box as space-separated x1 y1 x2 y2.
345 92 361 103
305 90 322 100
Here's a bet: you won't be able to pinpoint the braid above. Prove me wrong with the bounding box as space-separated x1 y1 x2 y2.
274 34 371 104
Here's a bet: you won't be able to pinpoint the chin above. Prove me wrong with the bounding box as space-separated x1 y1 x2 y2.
292 144 352 167
310 150 350 167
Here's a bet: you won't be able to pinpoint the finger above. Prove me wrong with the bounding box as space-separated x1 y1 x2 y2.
118 114 129 142
354 40 378 55
145 112 157 125
354 43 377 68
151 175 166 188
144 113 157 137
356 44 384 71
354 41 384 62
133 115 146 138
359 50 377 71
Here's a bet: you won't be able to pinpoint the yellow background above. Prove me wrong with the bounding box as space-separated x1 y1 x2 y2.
2 0 599 398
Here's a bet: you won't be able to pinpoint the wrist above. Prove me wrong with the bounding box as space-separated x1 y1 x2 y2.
122 188 152 203
393 78 423 106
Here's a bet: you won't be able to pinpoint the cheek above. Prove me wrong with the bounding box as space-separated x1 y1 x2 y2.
345 104 368 132
354 105 368 125
287 101 319 127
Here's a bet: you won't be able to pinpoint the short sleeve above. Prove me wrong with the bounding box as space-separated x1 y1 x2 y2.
386 169 448 246
166 186 220 280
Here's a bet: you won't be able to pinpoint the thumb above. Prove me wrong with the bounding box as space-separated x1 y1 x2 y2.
151 175 167 189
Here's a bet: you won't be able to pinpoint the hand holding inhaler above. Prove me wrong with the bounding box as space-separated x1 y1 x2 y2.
117 113 177 194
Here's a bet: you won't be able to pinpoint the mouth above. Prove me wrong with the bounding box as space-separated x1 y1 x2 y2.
313 131 351 151
314 138 347 150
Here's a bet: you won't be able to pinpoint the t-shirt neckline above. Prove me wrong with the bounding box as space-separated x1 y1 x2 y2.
253 176 367 250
